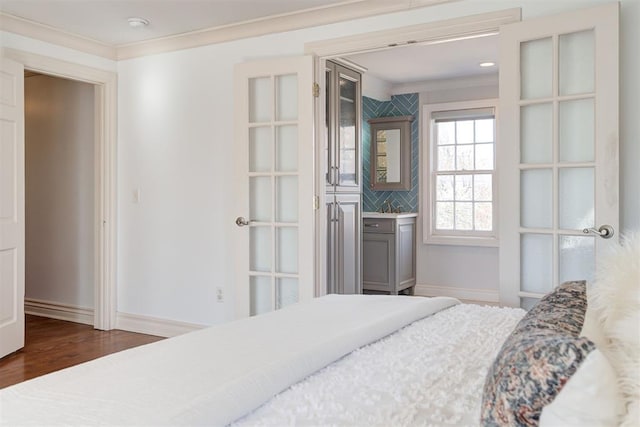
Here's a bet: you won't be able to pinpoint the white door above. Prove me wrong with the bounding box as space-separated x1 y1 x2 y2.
499 3 619 308
234 56 315 318
0 57 25 358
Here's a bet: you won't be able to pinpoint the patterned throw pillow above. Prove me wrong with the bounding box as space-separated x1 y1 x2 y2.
480 281 595 426
511 280 589 338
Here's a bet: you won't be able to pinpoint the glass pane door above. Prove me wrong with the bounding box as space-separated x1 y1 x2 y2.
518 30 598 307
235 56 314 318
325 65 333 187
325 61 361 191
499 4 619 308
248 75 300 315
338 71 358 186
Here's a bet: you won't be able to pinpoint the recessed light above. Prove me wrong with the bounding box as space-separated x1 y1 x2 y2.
479 62 496 68
127 17 149 28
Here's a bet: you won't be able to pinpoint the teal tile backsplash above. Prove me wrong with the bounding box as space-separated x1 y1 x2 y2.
363 93 419 213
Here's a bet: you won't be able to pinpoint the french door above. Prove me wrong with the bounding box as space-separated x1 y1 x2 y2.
0 56 25 358
234 56 315 318
499 3 619 308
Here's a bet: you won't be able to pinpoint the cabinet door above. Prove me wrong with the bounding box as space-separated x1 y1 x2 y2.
362 233 394 292
396 221 416 287
335 194 361 294
325 61 361 192
326 199 336 294
324 64 335 189
335 64 361 190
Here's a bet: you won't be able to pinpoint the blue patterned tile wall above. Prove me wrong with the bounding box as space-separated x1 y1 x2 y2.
362 93 419 213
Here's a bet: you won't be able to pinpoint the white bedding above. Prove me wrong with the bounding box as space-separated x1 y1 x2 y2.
235 303 525 426
0 295 459 426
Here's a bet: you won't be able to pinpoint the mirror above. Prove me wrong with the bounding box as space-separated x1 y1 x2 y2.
368 115 413 191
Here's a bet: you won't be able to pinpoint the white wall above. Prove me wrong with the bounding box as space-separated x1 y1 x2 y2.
5 0 636 325
619 0 640 232
362 73 392 101
115 0 638 323
415 77 500 295
24 74 95 308
117 50 238 324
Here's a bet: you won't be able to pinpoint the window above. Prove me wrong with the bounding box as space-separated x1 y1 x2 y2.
423 100 498 246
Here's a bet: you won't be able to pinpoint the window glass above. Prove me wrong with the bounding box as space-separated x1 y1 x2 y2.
430 109 496 238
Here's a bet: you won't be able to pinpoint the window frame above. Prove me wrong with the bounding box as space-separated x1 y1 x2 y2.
422 99 499 247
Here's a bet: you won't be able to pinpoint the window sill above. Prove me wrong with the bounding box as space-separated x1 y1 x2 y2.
424 234 499 248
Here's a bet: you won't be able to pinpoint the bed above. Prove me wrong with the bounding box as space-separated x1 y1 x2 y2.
0 295 521 426
234 301 523 426
1 234 638 427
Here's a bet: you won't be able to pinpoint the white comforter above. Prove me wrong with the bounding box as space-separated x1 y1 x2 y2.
0 295 459 426
236 304 524 426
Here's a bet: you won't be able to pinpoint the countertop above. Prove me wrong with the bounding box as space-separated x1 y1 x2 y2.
362 212 418 219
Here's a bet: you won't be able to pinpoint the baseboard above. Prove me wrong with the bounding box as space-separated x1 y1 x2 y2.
414 284 499 303
116 312 206 338
25 298 94 326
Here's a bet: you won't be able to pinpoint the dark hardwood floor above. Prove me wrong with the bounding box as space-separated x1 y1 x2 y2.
0 315 164 389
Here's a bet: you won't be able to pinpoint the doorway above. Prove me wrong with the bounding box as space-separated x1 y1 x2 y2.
306 4 619 307
306 9 516 299
342 36 500 302
2 48 118 333
24 71 96 325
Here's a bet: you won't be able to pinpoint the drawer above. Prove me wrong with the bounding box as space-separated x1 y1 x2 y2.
363 218 394 233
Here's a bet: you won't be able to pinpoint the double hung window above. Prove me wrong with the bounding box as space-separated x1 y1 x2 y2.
424 100 498 246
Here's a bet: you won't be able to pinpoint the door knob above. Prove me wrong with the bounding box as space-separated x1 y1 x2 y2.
582 225 614 239
235 216 250 227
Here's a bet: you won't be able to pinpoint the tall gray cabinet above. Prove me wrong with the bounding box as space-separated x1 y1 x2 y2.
325 60 362 295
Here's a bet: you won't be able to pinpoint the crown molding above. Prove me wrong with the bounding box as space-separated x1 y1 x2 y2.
117 0 456 59
332 57 368 74
305 8 520 57
1 1 458 61
0 12 117 60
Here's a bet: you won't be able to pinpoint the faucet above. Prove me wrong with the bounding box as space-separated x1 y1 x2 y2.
382 199 393 213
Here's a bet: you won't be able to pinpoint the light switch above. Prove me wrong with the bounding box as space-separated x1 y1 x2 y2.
133 189 140 204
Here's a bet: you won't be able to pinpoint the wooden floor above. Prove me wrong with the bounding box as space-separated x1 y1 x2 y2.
0 315 164 389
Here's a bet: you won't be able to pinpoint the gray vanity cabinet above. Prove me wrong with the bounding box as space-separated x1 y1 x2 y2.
362 216 416 294
326 194 362 295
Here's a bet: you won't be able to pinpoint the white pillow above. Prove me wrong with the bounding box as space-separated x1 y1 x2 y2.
580 285 608 349
587 232 640 426
540 349 623 427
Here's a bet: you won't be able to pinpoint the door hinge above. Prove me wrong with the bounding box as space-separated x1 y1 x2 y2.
312 82 320 98
313 195 320 210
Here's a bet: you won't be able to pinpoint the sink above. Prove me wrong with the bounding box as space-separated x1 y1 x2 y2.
362 212 418 219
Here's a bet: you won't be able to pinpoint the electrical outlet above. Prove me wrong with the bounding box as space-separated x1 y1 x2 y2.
216 287 224 303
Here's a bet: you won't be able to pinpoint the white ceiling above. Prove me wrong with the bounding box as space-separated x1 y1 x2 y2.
0 0 350 45
344 34 499 84
0 0 498 83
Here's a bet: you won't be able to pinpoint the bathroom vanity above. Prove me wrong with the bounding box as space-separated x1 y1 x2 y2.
362 212 417 295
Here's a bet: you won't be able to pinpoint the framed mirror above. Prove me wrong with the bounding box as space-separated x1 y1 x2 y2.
368 115 413 191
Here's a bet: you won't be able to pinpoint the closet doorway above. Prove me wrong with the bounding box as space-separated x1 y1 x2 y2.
24 72 96 325
1 49 117 359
